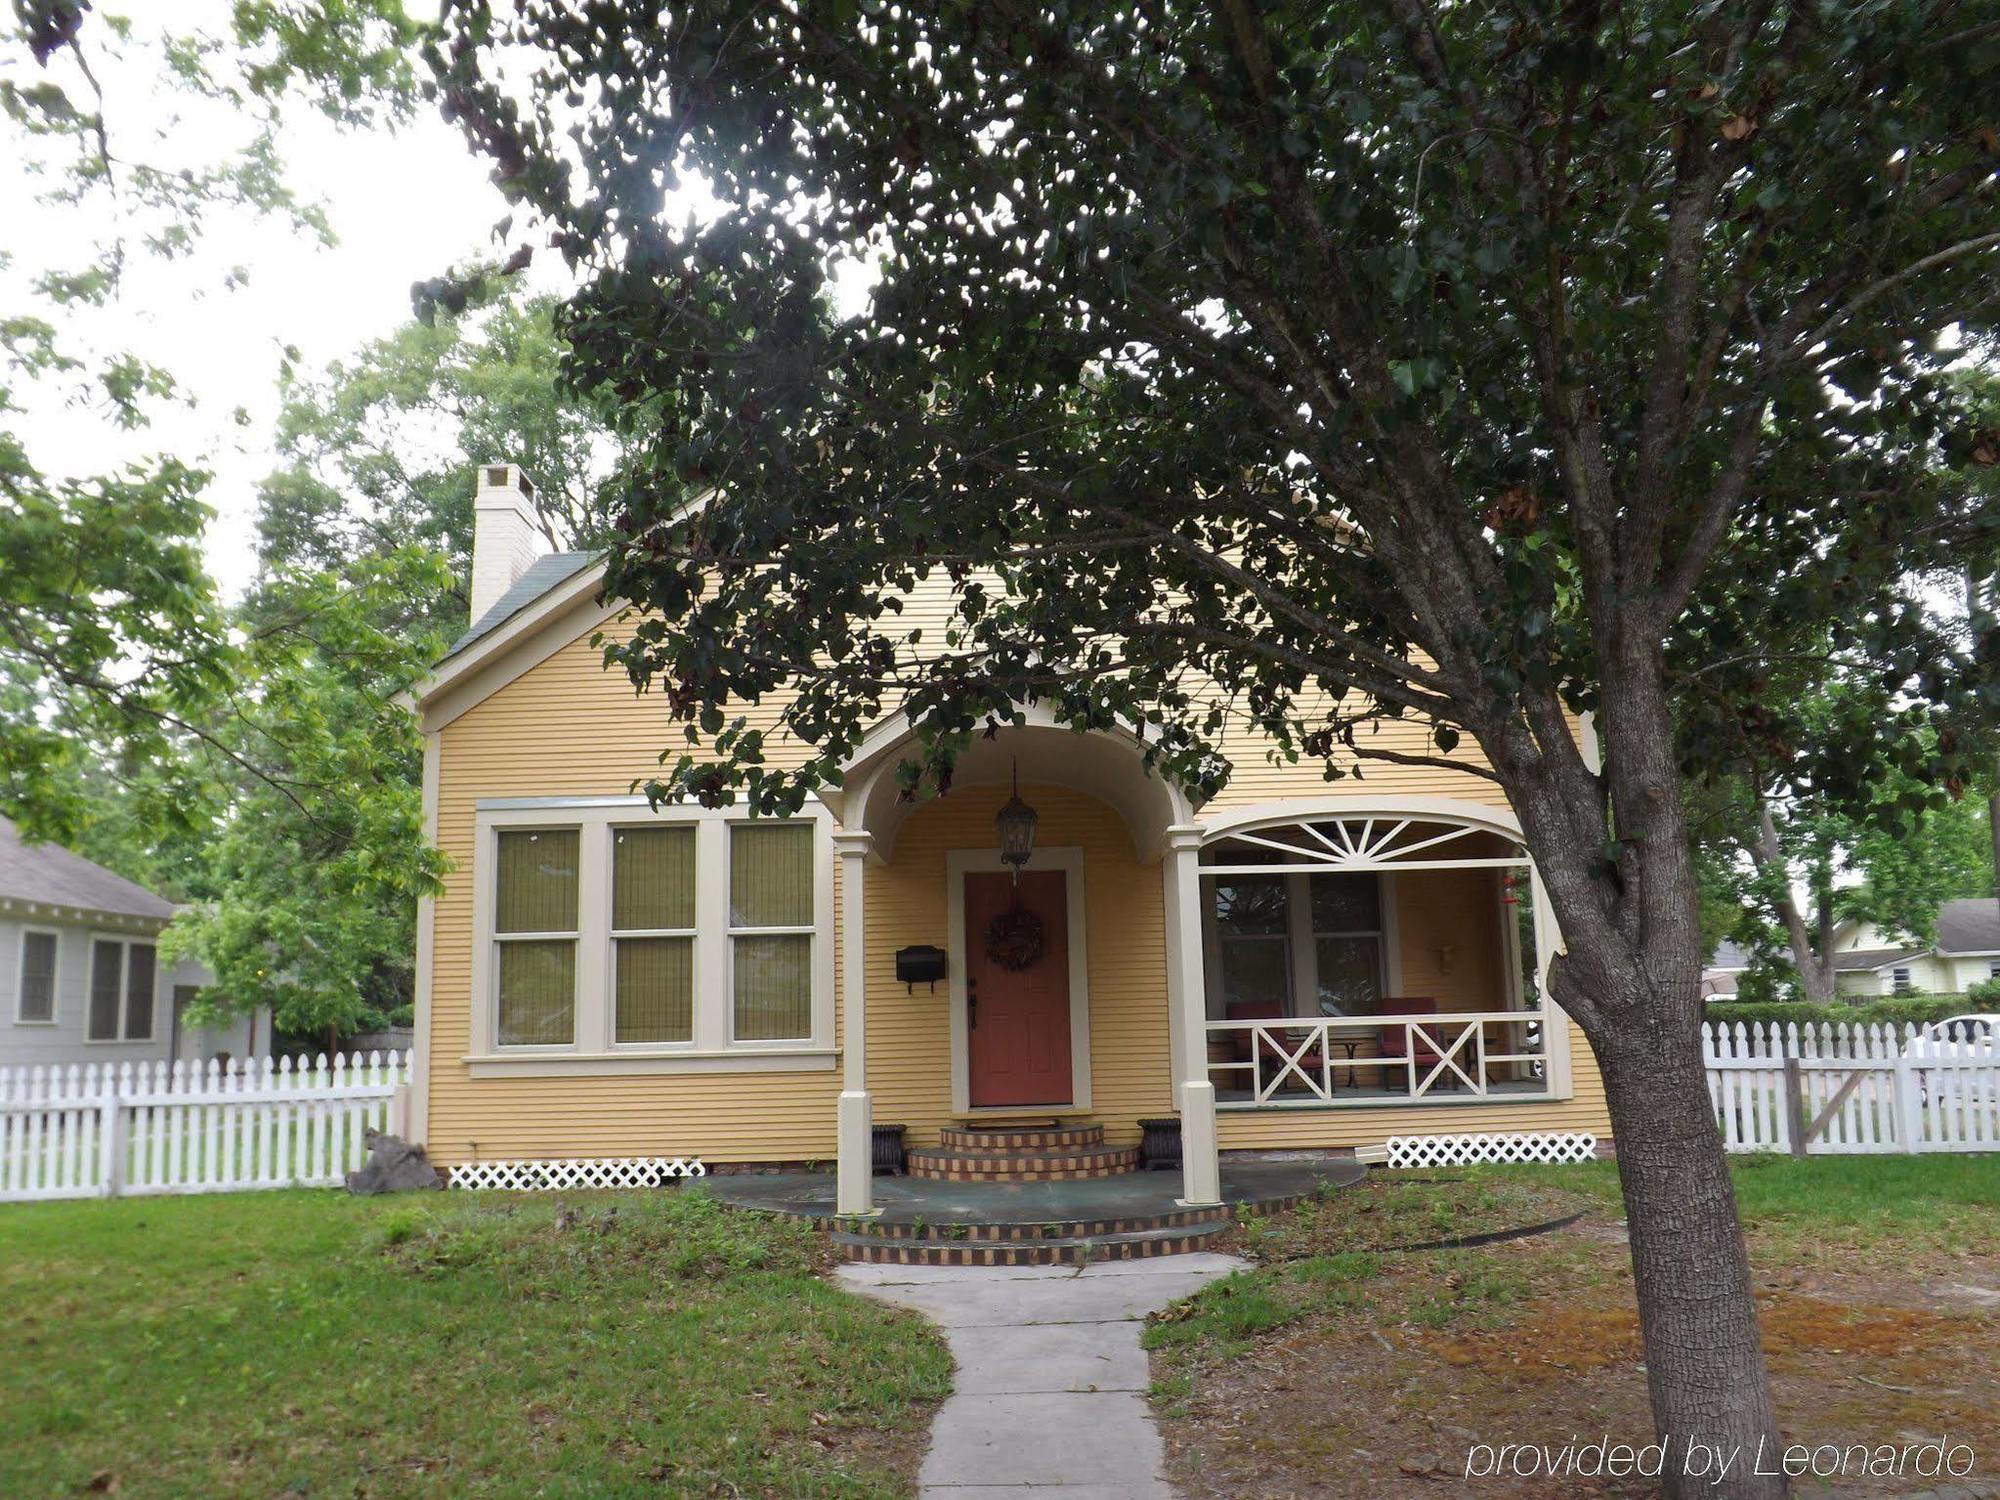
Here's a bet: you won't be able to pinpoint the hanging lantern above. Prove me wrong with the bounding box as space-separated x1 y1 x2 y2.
994 760 1039 882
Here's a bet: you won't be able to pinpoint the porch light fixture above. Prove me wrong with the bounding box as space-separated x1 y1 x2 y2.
994 760 1039 881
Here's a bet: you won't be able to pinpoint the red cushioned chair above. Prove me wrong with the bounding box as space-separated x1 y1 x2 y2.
1375 996 1453 1091
1225 998 1328 1092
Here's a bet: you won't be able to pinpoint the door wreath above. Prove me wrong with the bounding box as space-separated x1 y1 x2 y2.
984 906 1046 972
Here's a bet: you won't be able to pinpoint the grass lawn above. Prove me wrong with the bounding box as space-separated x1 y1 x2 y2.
1148 1155 2000 1498
0 1188 949 1498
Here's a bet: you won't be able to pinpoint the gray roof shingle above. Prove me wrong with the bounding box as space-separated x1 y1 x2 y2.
1936 897 2000 955
0 817 176 920
444 551 600 659
1831 945 1926 973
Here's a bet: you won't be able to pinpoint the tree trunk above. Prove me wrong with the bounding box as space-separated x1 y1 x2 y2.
1988 768 1999 900
1751 798 1833 1005
1592 1017 1787 1499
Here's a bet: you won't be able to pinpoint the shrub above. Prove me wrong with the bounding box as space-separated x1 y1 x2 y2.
1703 995 1970 1031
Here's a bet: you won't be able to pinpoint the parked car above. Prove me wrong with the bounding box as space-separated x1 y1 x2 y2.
1901 1014 2000 1061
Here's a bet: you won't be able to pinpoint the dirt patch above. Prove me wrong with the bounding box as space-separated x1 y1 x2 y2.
1154 1212 2000 1499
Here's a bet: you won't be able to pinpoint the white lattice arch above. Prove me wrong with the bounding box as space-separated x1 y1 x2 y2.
1384 1132 1597 1168
1199 795 1528 873
449 1158 707 1191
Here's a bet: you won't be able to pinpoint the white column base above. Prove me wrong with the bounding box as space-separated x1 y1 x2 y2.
836 1088 875 1215
1177 1079 1221 1207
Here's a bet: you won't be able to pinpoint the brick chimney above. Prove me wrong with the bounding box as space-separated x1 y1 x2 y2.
469 463 547 623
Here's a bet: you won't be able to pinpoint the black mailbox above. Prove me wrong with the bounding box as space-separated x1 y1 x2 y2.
895 945 949 992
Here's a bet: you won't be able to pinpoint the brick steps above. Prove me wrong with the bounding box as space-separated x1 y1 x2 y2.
833 1219 1233 1266
905 1144 1141 1181
839 1201 1230 1243
937 1122 1105 1151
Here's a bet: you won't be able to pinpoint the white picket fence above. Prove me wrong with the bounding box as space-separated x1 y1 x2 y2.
1703 1022 1999 1155
0 1051 410 1202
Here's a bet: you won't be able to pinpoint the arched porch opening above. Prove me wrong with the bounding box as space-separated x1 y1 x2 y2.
1193 798 1569 1108
820 706 1200 1214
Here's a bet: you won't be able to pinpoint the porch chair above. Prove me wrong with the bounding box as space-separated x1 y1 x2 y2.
1373 997 1454 1093
1224 999 1329 1094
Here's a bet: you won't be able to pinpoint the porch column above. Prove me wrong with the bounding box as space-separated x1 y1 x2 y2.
1164 825 1221 1206
834 830 876 1215
1528 860 1575 1097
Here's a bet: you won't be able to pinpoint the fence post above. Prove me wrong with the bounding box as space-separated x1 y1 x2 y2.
96 1094 128 1199
1896 1031 1924 1153
1781 1056 1806 1159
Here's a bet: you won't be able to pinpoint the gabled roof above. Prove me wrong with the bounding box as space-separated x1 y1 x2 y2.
446 550 600 659
1831 945 1926 973
0 816 176 921
1935 897 2000 955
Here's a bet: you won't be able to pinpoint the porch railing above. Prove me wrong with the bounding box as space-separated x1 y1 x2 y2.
1206 1011 1546 1106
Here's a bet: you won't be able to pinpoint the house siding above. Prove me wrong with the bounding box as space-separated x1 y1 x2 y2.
424 603 1614 1164
0 914 247 1069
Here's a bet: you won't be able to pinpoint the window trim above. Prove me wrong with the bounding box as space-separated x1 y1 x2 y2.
14 926 60 1025
724 819 820 1047
490 824 584 1049
468 797 835 1069
83 933 160 1044
608 821 699 1050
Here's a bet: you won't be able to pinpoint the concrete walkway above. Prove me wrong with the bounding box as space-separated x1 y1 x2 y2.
838 1251 1245 1498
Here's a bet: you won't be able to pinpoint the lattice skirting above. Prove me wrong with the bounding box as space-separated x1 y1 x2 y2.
448 1158 707 1191
1384 1132 1597 1169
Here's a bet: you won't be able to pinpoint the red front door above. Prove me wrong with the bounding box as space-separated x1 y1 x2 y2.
965 869 1073 1108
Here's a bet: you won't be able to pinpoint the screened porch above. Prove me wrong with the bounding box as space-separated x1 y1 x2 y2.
1197 808 1557 1108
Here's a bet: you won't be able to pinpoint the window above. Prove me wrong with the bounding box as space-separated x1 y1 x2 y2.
1989 960 2000 982
494 828 579 1046
1212 875 1291 1012
1310 874 1384 1017
477 801 831 1064
729 822 814 1041
1208 872 1388 1018
1891 966 1913 996
15 929 57 1023
86 937 158 1042
612 825 695 1044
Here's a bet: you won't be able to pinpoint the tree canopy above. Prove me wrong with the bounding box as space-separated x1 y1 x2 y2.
431 4 2000 1489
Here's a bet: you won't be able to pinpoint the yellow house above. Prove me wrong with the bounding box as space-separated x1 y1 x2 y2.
403 465 1611 1236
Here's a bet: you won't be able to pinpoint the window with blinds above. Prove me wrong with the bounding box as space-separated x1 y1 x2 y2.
612 824 695 1043
494 828 579 1046
729 822 814 1041
481 807 828 1059
16 930 56 1023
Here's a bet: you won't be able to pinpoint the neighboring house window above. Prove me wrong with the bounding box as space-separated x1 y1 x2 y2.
15 929 58 1023
1890 966 1913 996
86 937 158 1041
478 802 832 1060
1989 960 2000 982
493 828 580 1046
729 822 815 1041
612 825 695 1044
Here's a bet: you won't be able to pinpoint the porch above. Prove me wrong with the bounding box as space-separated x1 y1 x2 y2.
819 709 1566 1220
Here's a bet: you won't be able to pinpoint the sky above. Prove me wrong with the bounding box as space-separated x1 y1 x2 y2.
2 5 879 602
2 2 569 599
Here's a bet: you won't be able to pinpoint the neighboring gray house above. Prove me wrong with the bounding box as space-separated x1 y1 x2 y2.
0 817 265 1070
1701 938 1751 999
